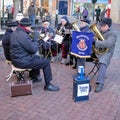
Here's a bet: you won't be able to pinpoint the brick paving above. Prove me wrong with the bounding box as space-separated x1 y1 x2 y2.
0 18 120 120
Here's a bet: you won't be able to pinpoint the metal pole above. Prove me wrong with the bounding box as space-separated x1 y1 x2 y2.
0 0 1 30
2 0 5 29
55 0 58 28
92 4 95 21
21 0 23 13
2 0 4 18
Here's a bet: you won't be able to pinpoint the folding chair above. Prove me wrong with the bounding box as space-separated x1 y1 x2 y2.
6 60 31 82
86 53 99 78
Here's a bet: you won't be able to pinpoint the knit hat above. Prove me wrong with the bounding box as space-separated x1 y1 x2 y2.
61 16 69 23
19 18 32 26
7 21 18 27
80 18 90 24
100 18 112 27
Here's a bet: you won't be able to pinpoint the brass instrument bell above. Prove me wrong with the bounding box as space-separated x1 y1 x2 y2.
90 23 108 54
71 21 80 32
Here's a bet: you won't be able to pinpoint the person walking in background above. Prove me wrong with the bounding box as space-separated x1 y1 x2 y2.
95 6 101 24
76 7 80 19
28 2 36 26
82 7 89 19
39 6 45 21
100 8 107 21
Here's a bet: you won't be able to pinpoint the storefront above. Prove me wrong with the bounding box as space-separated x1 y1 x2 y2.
0 0 13 17
72 0 109 17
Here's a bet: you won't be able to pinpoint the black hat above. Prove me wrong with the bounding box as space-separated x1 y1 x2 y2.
19 18 32 26
42 20 49 23
80 18 90 24
7 21 18 27
100 18 112 27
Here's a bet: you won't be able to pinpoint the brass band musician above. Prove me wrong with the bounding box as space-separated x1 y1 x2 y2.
75 18 91 70
2 21 18 61
56 16 73 64
10 18 59 91
93 17 117 92
38 20 56 58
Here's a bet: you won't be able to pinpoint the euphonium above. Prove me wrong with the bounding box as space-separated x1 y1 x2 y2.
90 23 108 54
71 21 80 32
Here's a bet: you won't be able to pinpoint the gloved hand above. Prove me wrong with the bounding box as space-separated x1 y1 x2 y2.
92 37 97 45
31 31 40 41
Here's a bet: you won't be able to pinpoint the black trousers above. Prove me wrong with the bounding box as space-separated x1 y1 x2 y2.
25 56 52 83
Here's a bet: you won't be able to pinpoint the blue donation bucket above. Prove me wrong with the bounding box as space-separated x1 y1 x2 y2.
73 74 90 102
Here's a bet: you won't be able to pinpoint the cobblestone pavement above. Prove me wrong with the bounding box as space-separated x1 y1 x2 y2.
0 17 120 120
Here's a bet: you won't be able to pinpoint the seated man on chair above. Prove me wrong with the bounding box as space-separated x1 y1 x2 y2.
2 21 42 83
93 17 117 92
10 18 59 91
38 20 56 59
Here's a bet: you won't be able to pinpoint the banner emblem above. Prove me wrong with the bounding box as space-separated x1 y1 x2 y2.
77 39 87 51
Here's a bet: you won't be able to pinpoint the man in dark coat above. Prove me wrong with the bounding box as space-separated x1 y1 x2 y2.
94 17 117 92
2 21 18 61
10 18 59 91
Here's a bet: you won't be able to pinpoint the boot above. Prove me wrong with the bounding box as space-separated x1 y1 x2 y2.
61 58 66 64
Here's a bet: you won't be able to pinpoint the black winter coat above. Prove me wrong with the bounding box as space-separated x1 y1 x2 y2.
10 27 39 68
2 29 13 61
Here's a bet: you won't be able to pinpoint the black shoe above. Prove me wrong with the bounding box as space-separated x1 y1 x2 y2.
65 61 73 66
72 65 77 69
32 75 42 84
95 83 104 93
89 85 92 92
44 83 59 91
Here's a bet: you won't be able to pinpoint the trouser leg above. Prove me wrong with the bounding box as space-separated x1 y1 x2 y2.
62 44 67 58
29 69 40 78
96 63 107 85
77 58 86 68
52 49 57 56
26 58 52 84
43 61 52 83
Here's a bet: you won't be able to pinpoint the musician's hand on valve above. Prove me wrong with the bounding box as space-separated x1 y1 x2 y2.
40 34 45 38
92 37 96 45
32 32 40 41
93 36 98 40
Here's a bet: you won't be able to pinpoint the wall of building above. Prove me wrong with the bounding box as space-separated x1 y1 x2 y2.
0 0 120 23
111 0 120 23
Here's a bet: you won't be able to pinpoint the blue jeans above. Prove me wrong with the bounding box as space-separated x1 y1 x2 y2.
29 15 35 26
